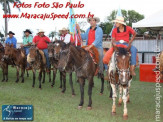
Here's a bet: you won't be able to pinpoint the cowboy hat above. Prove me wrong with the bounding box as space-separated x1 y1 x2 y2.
87 16 100 23
59 27 68 33
38 29 45 33
24 29 32 34
112 16 126 25
7 31 15 35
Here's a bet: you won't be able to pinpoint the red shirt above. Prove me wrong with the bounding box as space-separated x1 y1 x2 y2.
33 35 51 49
88 29 95 45
70 34 81 46
112 26 135 43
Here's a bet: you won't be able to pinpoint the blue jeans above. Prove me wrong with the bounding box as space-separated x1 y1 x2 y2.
42 49 50 68
24 47 30 67
97 48 104 74
116 42 137 65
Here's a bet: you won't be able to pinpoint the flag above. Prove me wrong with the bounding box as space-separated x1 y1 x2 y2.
109 7 122 36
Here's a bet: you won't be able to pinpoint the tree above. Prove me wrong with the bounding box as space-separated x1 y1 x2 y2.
100 9 145 35
49 31 58 41
0 0 22 37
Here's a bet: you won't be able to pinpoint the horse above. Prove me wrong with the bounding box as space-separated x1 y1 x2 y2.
108 43 132 120
27 45 51 89
58 44 104 110
48 41 75 95
3 44 26 83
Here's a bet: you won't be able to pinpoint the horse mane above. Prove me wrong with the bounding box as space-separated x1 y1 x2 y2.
117 47 128 56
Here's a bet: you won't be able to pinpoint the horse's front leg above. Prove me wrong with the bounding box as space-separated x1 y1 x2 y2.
1 67 5 82
100 74 104 95
5 64 8 82
127 78 132 103
51 68 57 87
42 70 45 83
69 73 75 96
21 65 25 83
15 66 19 83
61 72 66 93
49 69 51 82
118 85 123 106
122 87 128 120
111 83 117 115
26 69 29 77
87 77 93 110
39 70 42 89
32 69 36 88
78 78 85 109
59 72 63 89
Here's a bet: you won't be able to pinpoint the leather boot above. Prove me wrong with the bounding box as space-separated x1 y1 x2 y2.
130 65 136 76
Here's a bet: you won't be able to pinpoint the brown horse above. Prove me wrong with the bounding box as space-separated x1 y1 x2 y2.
48 41 75 95
28 45 51 88
58 44 104 110
108 44 132 120
3 44 26 83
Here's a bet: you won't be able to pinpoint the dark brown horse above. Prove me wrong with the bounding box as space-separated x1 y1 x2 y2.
3 44 26 83
48 41 75 95
108 44 132 120
28 45 51 88
58 44 104 110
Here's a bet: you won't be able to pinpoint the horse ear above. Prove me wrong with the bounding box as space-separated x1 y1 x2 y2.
10 44 14 47
112 42 118 51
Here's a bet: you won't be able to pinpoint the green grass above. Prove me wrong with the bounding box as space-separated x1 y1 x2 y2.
0 67 162 122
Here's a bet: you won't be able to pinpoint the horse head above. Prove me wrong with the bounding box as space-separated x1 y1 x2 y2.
47 42 55 58
113 43 131 86
29 45 39 64
4 44 14 59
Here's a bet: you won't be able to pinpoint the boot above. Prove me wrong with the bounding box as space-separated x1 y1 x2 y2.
130 65 136 76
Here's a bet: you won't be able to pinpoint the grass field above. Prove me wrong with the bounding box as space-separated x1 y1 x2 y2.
0 67 162 122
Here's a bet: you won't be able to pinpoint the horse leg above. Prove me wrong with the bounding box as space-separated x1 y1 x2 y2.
87 77 93 110
69 73 75 96
51 68 57 87
1 67 5 82
118 85 123 106
78 78 85 109
39 70 42 89
21 66 25 83
32 69 36 88
111 83 117 115
26 69 29 77
122 87 128 120
49 69 51 82
59 72 63 89
127 78 132 103
61 72 66 93
5 64 8 82
42 70 45 83
15 66 19 83
109 86 113 98
100 74 104 95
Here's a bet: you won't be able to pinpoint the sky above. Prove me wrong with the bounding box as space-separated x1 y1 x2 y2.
0 0 163 42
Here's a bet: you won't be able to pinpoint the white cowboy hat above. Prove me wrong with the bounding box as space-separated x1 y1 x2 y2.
59 27 68 33
38 29 45 33
87 16 100 23
112 16 126 25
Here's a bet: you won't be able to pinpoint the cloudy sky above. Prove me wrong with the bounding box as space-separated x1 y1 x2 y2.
0 0 163 42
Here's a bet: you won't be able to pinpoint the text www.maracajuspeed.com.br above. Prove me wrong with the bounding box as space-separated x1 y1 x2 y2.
3 12 94 20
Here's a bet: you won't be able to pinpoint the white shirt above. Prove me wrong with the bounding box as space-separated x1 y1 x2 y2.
64 34 71 44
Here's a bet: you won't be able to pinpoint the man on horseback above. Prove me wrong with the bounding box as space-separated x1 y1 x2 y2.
21 29 33 70
103 16 137 76
76 16 104 76
32 29 51 72
5 31 17 48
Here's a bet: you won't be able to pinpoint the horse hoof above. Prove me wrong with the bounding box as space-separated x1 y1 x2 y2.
118 103 122 107
72 94 75 97
127 100 130 103
87 107 92 110
123 115 128 120
100 93 103 95
78 106 83 110
111 112 116 116
51 85 54 88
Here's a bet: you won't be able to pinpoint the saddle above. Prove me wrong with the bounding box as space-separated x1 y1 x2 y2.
82 46 99 65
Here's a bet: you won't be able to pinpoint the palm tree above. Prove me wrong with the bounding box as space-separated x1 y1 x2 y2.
0 0 21 37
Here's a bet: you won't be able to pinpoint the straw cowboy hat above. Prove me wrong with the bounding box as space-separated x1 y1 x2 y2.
38 29 45 33
87 16 100 23
7 31 15 35
59 27 68 33
112 16 126 25
24 29 32 34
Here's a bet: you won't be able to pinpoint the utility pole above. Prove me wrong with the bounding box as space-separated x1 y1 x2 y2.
4 0 8 38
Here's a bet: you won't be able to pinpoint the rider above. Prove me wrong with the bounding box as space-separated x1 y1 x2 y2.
103 16 137 76
32 29 51 72
76 16 104 76
21 29 33 70
5 31 17 48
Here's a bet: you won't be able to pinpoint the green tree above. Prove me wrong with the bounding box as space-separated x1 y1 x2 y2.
0 0 22 37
